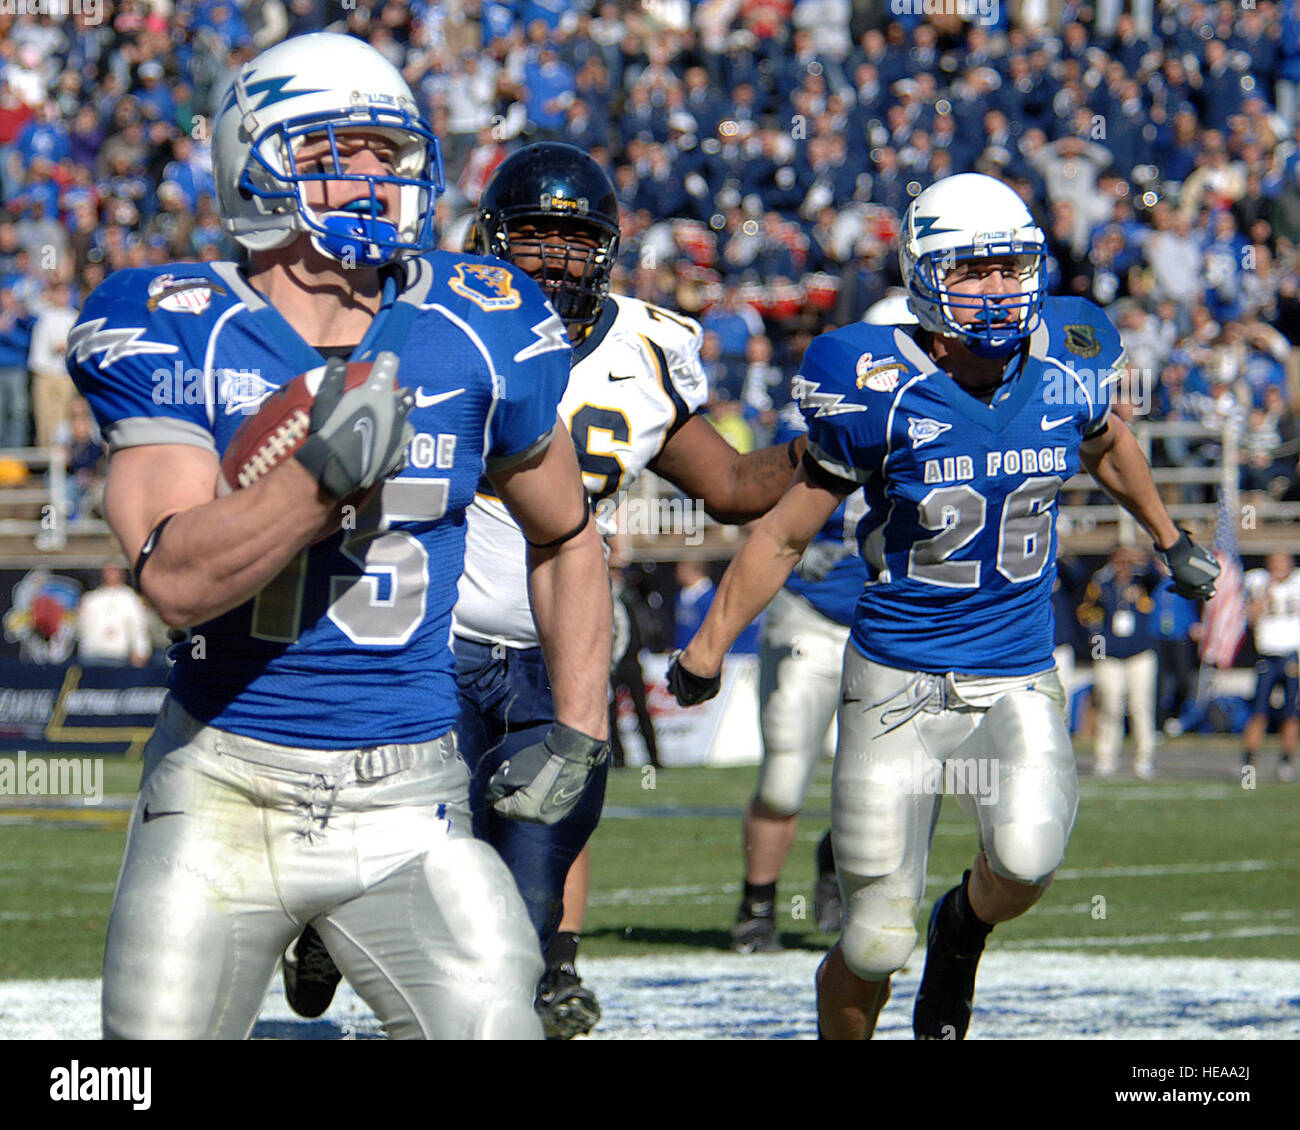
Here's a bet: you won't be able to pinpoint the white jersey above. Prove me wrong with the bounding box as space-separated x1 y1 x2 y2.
1244 568 1300 656
455 295 708 647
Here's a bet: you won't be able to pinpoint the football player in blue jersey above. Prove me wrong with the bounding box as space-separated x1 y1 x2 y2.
668 173 1220 1040
731 298 918 956
66 34 612 1040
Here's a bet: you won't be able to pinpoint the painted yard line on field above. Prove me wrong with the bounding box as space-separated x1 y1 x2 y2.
0 797 133 810
602 785 1246 822
998 925 1300 948
588 860 1282 907
1053 859 1278 880
1032 904 1296 921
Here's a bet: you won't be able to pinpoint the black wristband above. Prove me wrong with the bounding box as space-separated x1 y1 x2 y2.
527 502 591 549
133 514 175 591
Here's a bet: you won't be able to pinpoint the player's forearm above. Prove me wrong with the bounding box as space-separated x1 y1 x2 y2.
122 463 335 628
682 523 803 676
1082 424 1179 549
705 436 805 524
528 519 612 739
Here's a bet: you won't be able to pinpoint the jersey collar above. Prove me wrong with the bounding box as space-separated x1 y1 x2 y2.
893 326 1036 433
571 296 618 364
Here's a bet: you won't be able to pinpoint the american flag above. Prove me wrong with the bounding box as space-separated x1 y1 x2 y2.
1198 494 1246 668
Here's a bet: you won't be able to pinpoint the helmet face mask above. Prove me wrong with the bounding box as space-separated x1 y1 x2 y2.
472 143 620 328
214 34 445 267
899 174 1048 359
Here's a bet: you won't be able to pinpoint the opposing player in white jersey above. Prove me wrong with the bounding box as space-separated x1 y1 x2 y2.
1241 552 1300 780
668 173 1219 1039
68 34 612 1040
731 295 919 955
458 143 808 1036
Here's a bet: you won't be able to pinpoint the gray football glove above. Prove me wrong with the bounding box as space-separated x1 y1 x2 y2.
793 540 852 583
1158 529 1220 601
486 722 610 825
295 351 414 499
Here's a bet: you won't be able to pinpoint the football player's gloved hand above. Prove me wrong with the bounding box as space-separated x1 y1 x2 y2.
295 351 414 499
666 649 721 706
794 540 851 583
486 722 609 825
1158 529 1220 601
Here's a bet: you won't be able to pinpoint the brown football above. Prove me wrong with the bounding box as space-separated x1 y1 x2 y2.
219 361 376 493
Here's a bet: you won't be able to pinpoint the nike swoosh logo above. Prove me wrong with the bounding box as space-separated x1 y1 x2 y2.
1040 415 1073 431
414 386 466 408
142 805 184 823
609 372 637 381
540 778 588 819
353 413 374 471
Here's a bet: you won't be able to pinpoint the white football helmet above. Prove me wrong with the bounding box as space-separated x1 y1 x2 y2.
898 174 1047 357
213 33 443 266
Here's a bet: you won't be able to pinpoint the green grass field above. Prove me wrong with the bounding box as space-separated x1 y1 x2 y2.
0 748 1296 982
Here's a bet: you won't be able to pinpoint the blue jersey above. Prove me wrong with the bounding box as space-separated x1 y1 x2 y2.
68 254 570 747
798 297 1122 676
784 493 869 628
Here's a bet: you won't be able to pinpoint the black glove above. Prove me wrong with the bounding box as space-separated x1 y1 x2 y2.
666 649 721 706
485 722 609 824
296 351 414 499
1157 529 1220 601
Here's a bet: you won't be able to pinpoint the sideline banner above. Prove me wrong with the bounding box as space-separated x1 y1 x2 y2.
615 653 761 767
0 659 168 756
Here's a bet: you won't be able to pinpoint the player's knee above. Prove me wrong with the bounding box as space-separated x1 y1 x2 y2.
985 820 1067 885
754 780 802 818
838 883 918 981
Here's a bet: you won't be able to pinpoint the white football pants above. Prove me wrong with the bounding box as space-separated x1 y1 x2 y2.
102 696 543 1040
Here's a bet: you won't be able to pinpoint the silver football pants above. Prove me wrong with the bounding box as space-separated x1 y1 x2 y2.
102 696 544 1040
833 651 1077 982
755 588 848 815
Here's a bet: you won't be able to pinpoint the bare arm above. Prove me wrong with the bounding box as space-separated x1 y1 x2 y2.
649 413 806 524
103 445 336 628
679 469 846 677
489 425 611 739
1079 416 1180 550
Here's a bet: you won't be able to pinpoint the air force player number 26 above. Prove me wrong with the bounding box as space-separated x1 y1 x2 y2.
799 296 1124 676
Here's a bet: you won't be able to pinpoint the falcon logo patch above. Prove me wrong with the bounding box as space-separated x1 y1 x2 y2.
449 263 522 311
907 417 952 449
1064 323 1102 358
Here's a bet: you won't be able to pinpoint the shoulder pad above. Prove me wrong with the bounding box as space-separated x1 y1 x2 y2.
1037 296 1126 369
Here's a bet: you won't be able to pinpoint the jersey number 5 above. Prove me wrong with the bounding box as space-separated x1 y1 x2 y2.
250 479 449 645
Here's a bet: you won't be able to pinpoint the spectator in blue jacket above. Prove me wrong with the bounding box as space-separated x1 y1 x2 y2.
0 288 33 449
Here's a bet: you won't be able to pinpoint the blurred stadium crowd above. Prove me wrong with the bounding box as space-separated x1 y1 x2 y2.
1 0 1299 671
